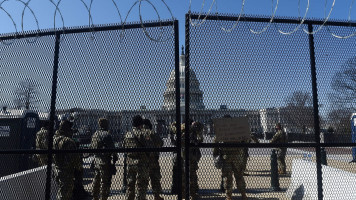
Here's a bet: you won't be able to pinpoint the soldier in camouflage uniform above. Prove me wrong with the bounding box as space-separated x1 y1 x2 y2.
35 120 50 166
90 118 118 200
143 119 164 200
181 121 204 200
213 115 247 200
270 123 287 175
124 115 152 200
213 141 247 200
53 120 82 200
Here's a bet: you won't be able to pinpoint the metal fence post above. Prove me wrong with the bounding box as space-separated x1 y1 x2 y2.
185 13 191 200
307 23 323 200
270 149 280 191
174 19 182 200
45 33 61 200
321 147 327 166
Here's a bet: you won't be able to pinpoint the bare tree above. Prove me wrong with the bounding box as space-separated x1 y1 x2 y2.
283 91 314 134
327 108 352 134
330 56 356 110
13 79 40 110
285 91 313 107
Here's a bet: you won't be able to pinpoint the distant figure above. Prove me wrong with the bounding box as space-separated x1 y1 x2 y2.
270 123 287 175
124 115 152 200
213 115 247 200
53 120 82 200
143 119 164 200
90 118 118 200
35 120 50 166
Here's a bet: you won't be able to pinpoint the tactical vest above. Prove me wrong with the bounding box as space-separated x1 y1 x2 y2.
124 131 141 160
53 135 69 169
93 130 114 165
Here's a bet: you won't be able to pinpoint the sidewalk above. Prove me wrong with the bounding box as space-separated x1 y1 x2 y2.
82 152 356 200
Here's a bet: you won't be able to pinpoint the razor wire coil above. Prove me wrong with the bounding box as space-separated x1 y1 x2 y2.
0 0 356 45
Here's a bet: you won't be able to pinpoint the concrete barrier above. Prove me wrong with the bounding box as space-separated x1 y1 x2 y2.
0 166 57 200
286 159 356 200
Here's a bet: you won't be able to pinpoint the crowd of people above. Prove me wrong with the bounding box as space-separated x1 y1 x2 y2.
35 115 287 200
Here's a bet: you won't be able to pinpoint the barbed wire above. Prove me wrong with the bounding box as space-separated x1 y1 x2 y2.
325 0 356 39
0 0 356 45
188 0 356 39
0 0 175 44
273 0 309 35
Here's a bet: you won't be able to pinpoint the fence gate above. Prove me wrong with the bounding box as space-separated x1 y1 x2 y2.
184 13 356 200
0 20 182 200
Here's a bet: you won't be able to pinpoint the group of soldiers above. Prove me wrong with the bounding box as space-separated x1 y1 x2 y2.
35 115 165 200
123 115 164 200
35 114 287 200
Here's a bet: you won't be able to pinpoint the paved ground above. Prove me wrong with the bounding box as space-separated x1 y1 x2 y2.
81 146 356 200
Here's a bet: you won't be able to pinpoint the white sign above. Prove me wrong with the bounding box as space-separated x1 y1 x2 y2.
354 118 356 127
27 118 36 129
213 117 251 142
0 126 10 137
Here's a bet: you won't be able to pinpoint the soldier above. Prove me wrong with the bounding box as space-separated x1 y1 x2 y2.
124 115 151 200
53 120 82 200
90 118 118 200
143 119 164 200
270 123 287 175
35 120 50 166
213 142 247 200
213 115 247 200
181 120 203 200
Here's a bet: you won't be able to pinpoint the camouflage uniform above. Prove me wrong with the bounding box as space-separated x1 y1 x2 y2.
181 122 203 200
143 125 164 200
270 129 287 174
168 122 179 194
91 118 118 200
124 127 151 200
35 127 49 166
53 120 82 200
213 144 247 200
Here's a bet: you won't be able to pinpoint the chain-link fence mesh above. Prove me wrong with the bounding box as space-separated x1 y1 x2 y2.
0 21 179 200
185 14 356 200
1 14 356 200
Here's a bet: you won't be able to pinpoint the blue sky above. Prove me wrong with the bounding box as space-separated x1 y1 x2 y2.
1 0 356 117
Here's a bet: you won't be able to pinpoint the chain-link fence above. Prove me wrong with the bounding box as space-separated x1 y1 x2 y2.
0 20 181 200
184 13 356 200
1 13 356 200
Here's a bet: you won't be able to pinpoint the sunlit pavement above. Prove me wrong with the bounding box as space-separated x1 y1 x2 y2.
81 146 355 200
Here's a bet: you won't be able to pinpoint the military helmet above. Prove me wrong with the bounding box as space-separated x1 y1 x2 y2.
98 118 109 129
59 120 72 132
192 121 204 132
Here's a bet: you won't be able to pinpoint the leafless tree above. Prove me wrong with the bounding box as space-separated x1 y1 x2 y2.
330 56 356 111
13 79 40 110
326 57 356 135
327 108 352 134
283 91 314 134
